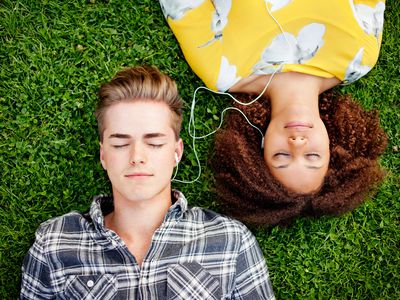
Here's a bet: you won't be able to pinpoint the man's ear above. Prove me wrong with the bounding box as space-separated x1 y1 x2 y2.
100 142 106 170
174 138 184 165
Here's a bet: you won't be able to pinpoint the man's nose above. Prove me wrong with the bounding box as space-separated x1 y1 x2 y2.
129 145 146 165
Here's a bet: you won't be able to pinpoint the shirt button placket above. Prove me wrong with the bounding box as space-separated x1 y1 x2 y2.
140 262 150 298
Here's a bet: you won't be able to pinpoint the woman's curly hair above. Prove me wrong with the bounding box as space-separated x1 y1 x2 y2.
212 91 387 226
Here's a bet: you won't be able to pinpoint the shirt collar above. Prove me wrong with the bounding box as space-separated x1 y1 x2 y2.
167 189 188 219
89 195 112 232
89 189 188 231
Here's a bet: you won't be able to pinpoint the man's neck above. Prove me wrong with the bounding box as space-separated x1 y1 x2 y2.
104 188 172 265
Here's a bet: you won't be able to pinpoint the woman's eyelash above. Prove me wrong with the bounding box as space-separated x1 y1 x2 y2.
306 153 320 157
274 152 290 157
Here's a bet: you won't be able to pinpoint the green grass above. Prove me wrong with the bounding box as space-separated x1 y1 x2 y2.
0 0 399 298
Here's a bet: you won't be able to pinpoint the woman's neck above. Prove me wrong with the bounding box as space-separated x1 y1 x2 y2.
267 73 321 118
229 72 340 99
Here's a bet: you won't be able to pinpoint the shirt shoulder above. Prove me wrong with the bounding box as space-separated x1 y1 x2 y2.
184 206 250 235
35 211 91 242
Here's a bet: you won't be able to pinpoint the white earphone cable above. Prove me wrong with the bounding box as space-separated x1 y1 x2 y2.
172 2 289 183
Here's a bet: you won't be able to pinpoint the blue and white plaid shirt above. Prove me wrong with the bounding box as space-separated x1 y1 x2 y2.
21 190 275 299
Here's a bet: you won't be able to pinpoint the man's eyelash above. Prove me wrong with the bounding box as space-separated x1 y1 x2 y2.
149 144 164 148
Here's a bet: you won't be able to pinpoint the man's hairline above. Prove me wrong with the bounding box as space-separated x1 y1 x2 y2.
97 99 182 142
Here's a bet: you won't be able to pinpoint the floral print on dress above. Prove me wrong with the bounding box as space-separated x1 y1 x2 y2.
216 56 242 91
343 48 372 84
265 0 292 12
162 1 385 90
160 0 204 20
199 0 232 48
352 1 385 39
253 23 326 74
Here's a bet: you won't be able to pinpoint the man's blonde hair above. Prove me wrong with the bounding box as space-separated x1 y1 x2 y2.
95 65 183 141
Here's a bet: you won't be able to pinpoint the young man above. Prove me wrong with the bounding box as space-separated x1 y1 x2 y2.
20 66 275 299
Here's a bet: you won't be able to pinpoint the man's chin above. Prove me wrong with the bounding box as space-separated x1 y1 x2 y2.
123 191 155 203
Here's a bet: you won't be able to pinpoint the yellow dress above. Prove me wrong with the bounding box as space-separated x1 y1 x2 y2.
160 0 385 91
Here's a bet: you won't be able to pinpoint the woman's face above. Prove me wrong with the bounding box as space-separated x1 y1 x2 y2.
263 115 330 194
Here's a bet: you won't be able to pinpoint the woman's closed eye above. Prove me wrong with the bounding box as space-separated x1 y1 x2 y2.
305 153 321 161
273 152 290 158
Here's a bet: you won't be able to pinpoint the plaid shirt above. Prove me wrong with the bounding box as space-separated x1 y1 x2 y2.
21 190 275 300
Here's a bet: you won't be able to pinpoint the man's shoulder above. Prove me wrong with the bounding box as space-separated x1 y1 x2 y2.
35 210 90 241
184 206 249 234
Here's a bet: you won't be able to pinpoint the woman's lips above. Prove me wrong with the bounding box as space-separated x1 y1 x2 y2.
284 121 313 128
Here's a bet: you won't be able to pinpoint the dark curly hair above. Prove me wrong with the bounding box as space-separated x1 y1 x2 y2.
212 91 387 226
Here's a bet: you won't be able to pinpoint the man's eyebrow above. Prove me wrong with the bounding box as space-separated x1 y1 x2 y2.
108 133 167 139
109 133 131 139
143 133 167 139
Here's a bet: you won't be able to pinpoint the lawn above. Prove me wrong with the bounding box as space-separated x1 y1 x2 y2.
0 0 399 299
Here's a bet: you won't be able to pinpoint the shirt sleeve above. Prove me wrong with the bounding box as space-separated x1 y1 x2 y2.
231 226 275 300
20 227 54 299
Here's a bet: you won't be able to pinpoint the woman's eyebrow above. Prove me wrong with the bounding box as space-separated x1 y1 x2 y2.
273 165 323 169
273 165 289 169
306 165 323 170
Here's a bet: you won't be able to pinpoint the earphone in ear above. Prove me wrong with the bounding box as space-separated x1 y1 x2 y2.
174 153 179 164
171 152 180 181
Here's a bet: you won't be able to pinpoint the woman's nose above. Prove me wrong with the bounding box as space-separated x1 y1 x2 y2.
288 136 307 147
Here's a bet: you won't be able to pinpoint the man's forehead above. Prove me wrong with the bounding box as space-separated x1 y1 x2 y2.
103 102 175 137
107 100 171 115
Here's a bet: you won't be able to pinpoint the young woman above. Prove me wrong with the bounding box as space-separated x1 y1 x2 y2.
160 0 387 225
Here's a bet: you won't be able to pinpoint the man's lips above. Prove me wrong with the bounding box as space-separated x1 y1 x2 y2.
125 173 153 178
284 121 313 128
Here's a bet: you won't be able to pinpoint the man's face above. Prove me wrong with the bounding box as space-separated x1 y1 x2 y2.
100 101 183 204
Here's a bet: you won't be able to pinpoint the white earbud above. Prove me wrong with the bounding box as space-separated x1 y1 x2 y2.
174 153 179 164
171 153 180 181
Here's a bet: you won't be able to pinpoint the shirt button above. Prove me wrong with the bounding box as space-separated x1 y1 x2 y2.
142 277 147 284
87 280 94 288
111 240 118 247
